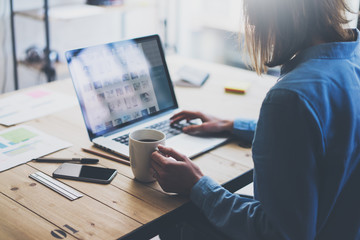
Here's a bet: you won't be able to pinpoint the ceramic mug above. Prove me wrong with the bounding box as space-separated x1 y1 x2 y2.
129 129 165 182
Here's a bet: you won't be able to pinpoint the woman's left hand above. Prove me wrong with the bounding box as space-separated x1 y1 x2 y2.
151 145 204 195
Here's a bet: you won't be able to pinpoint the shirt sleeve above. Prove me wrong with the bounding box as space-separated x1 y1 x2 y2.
190 89 322 240
191 176 282 239
232 118 257 145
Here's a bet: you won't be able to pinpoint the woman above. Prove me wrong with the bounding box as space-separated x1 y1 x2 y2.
151 0 360 239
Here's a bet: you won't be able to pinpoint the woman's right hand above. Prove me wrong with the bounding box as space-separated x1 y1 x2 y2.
170 110 233 134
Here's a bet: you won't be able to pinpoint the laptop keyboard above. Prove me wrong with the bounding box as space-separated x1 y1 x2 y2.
113 119 191 146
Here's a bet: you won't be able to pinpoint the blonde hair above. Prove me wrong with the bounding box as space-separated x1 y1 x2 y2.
243 0 354 74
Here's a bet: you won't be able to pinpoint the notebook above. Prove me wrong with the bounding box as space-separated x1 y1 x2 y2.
65 35 227 159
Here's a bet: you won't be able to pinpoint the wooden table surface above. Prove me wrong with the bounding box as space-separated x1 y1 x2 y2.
0 56 276 240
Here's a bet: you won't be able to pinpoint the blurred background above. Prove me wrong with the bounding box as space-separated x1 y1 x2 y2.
0 0 359 92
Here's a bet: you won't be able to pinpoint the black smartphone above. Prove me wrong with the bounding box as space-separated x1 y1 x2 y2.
53 163 117 184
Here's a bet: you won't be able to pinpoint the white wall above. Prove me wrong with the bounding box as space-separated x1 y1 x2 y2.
175 0 360 66
347 0 360 28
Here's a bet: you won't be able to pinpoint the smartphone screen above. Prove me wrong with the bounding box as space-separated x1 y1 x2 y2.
53 163 117 184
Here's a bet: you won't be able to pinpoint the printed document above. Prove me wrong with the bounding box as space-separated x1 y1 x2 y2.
0 89 77 126
0 125 71 172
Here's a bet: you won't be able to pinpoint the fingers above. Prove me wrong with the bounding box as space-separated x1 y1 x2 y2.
150 161 167 189
151 149 182 190
183 122 218 133
150 155 163 176
183 124 203 133
171 110 199 120
170 111 204 124
182 124 205 133
157 145 188 162
151 151 169 167
151 145 205 195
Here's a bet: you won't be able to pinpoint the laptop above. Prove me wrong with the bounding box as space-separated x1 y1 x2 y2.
65 35 227 159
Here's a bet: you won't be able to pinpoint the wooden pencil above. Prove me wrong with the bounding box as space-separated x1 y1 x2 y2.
81 148 130 166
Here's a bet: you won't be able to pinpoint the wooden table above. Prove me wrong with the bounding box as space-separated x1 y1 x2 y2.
0 56 276 239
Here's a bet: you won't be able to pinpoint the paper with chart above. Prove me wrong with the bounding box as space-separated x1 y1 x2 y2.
0 125 72 172
0 89 77 126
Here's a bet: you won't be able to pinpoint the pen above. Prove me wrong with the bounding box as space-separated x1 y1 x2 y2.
33 158 99 164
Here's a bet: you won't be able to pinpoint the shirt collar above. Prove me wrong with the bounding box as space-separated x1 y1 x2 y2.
280 29 360 76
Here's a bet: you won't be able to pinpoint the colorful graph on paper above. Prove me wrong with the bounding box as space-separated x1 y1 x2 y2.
0 126 71 172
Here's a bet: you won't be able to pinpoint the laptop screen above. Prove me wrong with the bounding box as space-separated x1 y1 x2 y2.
66 35 178 140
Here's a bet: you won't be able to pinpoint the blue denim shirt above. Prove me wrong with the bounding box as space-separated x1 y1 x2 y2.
191 29 360 239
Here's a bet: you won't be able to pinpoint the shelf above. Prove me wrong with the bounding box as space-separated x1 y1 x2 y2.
18 60 69 79
14 1 156 21
10 0 160 89
19 60 64 70
15 4 107 21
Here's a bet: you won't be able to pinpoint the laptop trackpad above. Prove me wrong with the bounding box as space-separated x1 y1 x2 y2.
166 134 227 158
